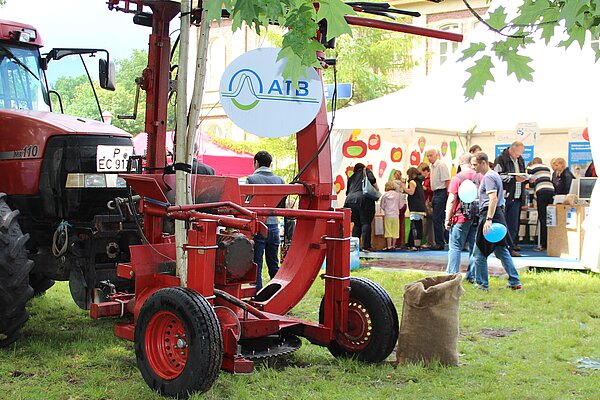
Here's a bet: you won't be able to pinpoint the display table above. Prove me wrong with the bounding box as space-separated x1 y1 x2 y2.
547 204 589 260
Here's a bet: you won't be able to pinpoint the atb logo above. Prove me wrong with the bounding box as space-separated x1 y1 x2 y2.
219 48 323 138
221 68 319 111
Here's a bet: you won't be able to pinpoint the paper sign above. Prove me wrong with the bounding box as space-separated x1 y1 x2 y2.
546 206 557 227
566 207 577 229
374 215 384 235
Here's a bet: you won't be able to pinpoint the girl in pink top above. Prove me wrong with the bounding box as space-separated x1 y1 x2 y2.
380 181 402 251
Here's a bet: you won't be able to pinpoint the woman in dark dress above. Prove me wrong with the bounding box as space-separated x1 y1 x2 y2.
551 157 576 195
344 163 378 251
400 167 427 251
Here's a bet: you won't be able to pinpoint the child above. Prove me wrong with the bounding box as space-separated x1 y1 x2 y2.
380 181 402 251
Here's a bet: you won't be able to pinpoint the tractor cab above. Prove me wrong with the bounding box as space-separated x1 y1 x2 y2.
0 19 115 118
0 20 50 112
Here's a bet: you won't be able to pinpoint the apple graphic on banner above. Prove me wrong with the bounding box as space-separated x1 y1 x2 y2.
410 150 420 166
345 166 354 179
390 147 403 162
379 160 387 178
367 163 373 171
334 175 345 194
368 134 381 150
342 133 368 158
583 127 590 141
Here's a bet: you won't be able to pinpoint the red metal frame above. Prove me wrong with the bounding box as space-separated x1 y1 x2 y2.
96 0 463 377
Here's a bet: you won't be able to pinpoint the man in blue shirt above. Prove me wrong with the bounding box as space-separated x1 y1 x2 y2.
469 152 522 291
247 151 285 290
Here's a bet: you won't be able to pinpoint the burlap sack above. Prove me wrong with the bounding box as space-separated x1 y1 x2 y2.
396 274 464 365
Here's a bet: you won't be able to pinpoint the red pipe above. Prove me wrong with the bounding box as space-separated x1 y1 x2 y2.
168 201 256 218
247 208 346 221
345 15 463 42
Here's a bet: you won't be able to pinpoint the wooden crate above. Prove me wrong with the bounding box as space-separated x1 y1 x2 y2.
547 205 587 260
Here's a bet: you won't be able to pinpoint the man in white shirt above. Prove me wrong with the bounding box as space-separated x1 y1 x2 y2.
426 149 450 250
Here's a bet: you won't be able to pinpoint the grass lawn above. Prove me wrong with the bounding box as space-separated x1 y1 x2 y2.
1 268 600 399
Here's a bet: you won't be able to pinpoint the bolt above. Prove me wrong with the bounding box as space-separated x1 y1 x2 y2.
176 338 187 349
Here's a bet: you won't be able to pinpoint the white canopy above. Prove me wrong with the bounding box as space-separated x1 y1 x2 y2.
332 27 600 135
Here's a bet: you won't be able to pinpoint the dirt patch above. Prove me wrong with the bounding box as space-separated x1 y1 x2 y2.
472 301 495 310
10 370 34 378
477 328 520 339
259 356 311 371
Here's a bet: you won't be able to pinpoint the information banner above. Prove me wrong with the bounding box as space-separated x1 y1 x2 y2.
495 144 534 165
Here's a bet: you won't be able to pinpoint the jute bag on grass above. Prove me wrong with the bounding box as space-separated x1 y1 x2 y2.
396 274 464 366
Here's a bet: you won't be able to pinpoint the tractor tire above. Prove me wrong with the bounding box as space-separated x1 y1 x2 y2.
319 277 399 363
135 287 223 398
0 194 34 348
29 273 55 297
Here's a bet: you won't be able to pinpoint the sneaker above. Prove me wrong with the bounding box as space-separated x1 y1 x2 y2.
533 246 546 252
509 249 522 257
473 284 489 291
406 246 420 252
507 284 522 290
513 245 522 251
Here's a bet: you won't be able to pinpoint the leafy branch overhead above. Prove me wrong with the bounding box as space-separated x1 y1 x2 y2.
461 0 600 99
204 0 354 80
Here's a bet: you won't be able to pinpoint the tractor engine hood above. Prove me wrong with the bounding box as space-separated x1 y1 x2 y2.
0 109 132 137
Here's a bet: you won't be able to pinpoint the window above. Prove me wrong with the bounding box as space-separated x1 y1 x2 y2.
206 124 224 138
438 23 460 66
207 37 226 90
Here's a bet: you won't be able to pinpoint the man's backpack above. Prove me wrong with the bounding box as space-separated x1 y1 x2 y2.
457 174 480 221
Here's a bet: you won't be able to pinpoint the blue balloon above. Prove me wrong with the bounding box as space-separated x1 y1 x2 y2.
484 222 507 243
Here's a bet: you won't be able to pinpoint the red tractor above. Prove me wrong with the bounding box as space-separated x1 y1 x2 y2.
1 2 461 397
0 19 141 345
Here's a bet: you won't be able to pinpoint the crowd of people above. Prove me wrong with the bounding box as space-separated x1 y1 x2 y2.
345 140 596 290
211 143 595 291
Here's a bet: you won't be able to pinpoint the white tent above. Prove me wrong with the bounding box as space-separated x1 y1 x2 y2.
332 28 600 136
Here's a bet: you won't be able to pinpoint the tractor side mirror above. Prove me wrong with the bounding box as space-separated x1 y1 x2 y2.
99 59 116 91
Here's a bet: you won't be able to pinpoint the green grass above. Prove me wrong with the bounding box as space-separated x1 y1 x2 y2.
2 269 600 399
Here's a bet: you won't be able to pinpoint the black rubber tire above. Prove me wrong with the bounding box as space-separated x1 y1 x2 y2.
0 193 34 348
135 287 223 398
319 277 399 363
29 273 55 297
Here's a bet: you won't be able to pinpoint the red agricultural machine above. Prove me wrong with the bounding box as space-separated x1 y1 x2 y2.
0 1 462 397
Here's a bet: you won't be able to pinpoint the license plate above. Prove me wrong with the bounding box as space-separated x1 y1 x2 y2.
96 145 133 172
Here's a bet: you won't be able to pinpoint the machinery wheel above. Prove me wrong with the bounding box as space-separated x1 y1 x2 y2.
0 194 34 348
29 273 55 297
135 287 223 398
319 277 398 363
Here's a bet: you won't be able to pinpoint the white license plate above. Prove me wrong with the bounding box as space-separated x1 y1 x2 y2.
96 145 133 172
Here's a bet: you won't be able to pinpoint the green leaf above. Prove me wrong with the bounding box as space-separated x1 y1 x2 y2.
205 0 225 24
485 6 508 31
512 0 551 26
503 50 534 82
458 42 486 61
316 0 355 41
463 55 495 100
539 7 560 44
559 0 590 28
559 24 587 48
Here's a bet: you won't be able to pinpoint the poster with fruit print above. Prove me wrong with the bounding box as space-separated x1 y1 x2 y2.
332 129 461 206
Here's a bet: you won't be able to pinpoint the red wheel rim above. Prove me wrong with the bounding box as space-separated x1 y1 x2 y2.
145 311 188 380
339 299 372 351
